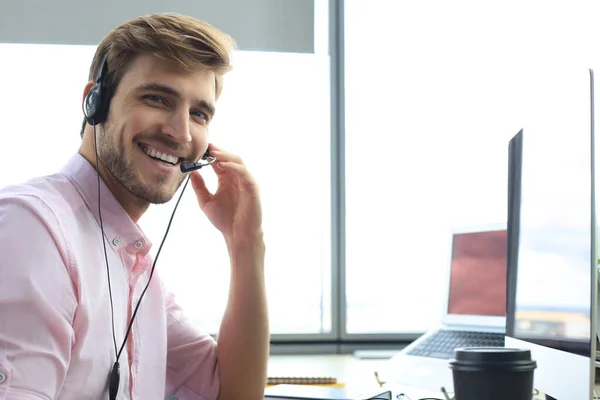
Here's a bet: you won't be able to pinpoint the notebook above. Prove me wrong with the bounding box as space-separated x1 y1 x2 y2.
380 224 508 393
267 376 338 385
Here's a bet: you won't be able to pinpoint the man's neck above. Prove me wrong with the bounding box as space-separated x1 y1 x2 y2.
77 147 149 224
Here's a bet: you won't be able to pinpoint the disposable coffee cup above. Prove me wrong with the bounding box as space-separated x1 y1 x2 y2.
449 347 537 400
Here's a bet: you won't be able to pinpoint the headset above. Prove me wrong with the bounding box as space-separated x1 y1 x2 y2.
83 54 215 400
83 55 112 126
180 150 215 172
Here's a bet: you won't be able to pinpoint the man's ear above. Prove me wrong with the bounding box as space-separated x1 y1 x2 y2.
81 81 96 115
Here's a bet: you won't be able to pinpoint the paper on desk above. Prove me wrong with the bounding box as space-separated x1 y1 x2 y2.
263 384 353 399
263 384 386 400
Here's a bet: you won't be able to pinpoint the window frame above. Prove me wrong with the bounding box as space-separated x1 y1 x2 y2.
268 0 421 353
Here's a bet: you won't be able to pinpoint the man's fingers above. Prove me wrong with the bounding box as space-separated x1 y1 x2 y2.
205 144 257 187
190 171 213 208
209 147 244 166
216 161 257 187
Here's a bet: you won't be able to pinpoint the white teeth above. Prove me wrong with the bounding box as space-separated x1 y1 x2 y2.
141 145 179 165
159 152 178 164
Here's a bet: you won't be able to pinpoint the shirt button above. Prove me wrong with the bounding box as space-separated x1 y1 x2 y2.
0 372 6 383
112 237 120 246
134 241 143 249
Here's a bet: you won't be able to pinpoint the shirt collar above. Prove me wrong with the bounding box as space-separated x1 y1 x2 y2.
59 153 152 256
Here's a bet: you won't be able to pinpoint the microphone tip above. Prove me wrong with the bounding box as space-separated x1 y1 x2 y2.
180 162 204 173
180 162 193 173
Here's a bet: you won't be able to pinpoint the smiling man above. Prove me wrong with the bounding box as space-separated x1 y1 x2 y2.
0 13 268 400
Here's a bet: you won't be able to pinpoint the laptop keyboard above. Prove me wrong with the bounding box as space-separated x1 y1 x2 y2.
406 329 505 360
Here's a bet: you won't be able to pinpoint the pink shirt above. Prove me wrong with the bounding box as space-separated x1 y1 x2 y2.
0 154 220 400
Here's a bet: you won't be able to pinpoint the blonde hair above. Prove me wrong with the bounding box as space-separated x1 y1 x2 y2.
80 13 237 136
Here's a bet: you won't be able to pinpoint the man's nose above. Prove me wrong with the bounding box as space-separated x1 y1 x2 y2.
162 109 192 143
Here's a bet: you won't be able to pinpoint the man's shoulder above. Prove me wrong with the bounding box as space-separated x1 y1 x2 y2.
0 172 80 220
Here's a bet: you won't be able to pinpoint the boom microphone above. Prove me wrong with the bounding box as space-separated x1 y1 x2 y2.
180 155 216 173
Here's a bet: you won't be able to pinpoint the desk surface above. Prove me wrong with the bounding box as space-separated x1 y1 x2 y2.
268 354 460 399
268 354 600 399
268 354 389 398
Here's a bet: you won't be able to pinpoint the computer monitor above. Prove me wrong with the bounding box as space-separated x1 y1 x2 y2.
505 68 597 400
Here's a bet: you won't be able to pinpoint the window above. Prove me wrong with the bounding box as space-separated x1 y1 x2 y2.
343 0 600 334
4 0 599 347
0 44 332 335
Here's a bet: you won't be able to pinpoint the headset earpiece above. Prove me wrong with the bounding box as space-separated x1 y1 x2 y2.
84 55 110 126
84 87 101 125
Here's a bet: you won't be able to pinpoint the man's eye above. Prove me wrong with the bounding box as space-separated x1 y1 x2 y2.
144 95 165 104
191 110 208 120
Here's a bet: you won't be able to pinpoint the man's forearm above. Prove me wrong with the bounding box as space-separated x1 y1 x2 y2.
216 234 269 400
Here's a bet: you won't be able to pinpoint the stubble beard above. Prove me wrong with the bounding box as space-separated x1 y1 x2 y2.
95 123 186 205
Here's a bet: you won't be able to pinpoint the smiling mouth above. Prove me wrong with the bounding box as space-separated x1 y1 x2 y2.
139 143 182 166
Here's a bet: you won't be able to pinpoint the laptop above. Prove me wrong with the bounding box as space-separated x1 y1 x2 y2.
380 224 508 393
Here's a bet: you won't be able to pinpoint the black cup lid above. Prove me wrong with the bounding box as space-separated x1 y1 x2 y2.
453 347 533 363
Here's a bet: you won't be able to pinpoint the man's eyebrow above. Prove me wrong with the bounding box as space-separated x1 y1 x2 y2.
133 82 216 118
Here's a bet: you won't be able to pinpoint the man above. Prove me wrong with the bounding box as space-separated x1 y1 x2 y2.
0 13 268 400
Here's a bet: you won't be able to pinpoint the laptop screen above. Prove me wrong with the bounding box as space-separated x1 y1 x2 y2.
446 229 508 317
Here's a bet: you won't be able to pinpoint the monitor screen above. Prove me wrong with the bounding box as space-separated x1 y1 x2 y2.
508 71 595 358
447 229 507 317
505 68 596 400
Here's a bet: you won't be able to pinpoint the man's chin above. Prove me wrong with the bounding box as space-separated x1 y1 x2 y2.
139 190 177 205
148 194 175 205
134 176 185 205
124 182 177 205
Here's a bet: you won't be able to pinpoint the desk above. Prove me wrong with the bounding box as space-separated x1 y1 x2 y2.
268 355 382 392
267 354 600 399
267 354 450 399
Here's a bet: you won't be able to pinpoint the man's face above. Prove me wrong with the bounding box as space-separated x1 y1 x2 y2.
97 53 216 204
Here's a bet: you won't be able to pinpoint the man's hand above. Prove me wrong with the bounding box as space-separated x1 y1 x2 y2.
189 143 263 244
189 143 269 400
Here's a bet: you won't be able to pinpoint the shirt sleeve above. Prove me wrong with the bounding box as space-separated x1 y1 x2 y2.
164 288 220 400
0 196 77 400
